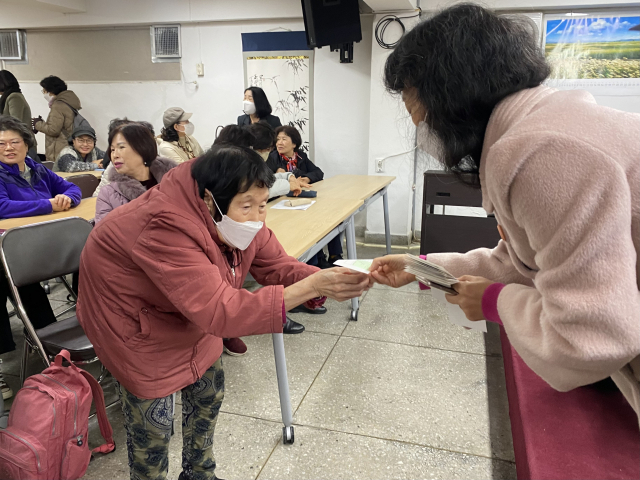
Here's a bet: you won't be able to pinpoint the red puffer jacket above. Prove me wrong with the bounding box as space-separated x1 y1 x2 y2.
77 160 318 399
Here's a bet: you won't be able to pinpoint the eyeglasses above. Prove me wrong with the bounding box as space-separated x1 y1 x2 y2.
75 138 95 145
0 140 24 150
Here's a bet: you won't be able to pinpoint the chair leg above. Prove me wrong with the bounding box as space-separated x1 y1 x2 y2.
20 341 30 387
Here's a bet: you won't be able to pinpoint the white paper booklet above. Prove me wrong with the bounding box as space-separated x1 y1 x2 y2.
333 259 373 274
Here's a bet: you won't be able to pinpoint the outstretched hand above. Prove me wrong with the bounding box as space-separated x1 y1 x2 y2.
369 254 415 289
310 267 370 302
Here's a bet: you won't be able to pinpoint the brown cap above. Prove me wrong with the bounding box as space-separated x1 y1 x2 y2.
163 107 192 127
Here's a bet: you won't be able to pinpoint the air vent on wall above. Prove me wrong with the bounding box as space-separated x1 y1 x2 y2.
151 25 181 63
0 30 25 61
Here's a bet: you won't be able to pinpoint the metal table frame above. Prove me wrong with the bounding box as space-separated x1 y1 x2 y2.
272 185 392 444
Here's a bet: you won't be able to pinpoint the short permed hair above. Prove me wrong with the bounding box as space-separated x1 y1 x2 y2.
0 114 36 150
274 125 302 152
191 144 275 219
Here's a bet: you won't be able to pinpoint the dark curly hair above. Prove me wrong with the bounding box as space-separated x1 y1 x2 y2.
160 124 180 143
39 75 67 95
384 3 550 186
213 124 254 148
247 121 276 151
0 114 35 150
191 144 275 220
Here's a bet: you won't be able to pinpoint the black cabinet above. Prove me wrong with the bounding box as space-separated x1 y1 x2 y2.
420 171 501 255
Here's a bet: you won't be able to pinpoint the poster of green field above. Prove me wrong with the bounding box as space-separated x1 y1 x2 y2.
545 16 640 80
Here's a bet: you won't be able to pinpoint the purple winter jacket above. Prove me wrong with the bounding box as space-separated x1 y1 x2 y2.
0 156 82 219
94 157 176 223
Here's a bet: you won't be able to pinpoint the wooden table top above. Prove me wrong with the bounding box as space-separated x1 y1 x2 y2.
57 170 103 179
0 197 97 230
265 175 395 259
310 175 395 202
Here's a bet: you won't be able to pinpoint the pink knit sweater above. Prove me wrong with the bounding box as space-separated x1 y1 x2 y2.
428 86 640 415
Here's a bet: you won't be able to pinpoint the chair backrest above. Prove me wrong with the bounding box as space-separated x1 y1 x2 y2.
41 160 54 170
0 217 93 288
65 174 100 198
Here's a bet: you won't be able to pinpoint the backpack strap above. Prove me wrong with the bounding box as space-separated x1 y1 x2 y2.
79 370 116 454
54 351 115 454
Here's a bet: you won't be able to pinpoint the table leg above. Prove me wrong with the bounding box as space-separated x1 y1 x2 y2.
345 216 359 321
272 333 294 444
383 190 391 255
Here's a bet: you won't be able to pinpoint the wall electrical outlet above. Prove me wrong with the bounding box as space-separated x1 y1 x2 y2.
376 159 384 173
196 63 205 76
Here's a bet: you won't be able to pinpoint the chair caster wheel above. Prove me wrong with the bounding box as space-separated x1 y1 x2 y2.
283 426 294 444
350 310 358 321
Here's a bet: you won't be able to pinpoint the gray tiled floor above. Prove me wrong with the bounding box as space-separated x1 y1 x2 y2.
1 243 515 479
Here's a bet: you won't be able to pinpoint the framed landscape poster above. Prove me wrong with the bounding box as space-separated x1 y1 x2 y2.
544 14 640 88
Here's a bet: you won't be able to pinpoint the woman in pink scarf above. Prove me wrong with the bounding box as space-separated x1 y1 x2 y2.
371 4 640 417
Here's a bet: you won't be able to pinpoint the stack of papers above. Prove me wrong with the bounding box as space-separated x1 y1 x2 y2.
404 254 458 295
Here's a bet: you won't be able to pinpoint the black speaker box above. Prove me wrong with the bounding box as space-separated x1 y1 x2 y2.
301 0 362 49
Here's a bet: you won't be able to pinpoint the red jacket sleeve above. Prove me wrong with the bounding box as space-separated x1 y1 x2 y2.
249 226 320 287
131 215 284 338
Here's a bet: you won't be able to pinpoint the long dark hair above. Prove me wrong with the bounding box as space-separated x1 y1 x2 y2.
245 87 273 119
160 124 180 142
384 4 550 187
0 70 21 113
191 144 275 220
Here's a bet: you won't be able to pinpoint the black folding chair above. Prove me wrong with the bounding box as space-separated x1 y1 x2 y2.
66 174 101 199
0 217 98 386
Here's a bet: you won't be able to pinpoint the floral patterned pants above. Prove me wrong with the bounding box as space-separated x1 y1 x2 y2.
116 357 225 480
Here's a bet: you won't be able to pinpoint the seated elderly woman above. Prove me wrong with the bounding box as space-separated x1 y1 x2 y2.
94 123 175 223
267 124 344 275
77 145 369 480
55 124 105 172
0 114 81 219
0 114 77 399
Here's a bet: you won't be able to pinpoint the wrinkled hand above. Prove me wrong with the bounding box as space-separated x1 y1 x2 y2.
299 176 311 185
93 159 103 168
298 178 312 189
49 195 72 212
445 275 493 321
289 175 302 196
369 254 415 289
310 267 370 302
276 168 286 173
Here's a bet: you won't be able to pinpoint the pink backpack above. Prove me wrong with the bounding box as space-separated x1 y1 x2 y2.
0 350 115 479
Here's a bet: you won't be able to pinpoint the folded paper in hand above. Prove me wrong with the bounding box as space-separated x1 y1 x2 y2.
404 254 459 295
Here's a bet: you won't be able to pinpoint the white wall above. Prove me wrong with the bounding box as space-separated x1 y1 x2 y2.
4 0 639 242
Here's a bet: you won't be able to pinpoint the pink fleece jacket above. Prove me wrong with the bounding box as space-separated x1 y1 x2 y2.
428 86 640 416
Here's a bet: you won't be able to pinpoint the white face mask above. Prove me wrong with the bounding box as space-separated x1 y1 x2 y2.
209 193 263 250
176 122 195 136
416 115 443 161
43 92 54 103
243 100 256 115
